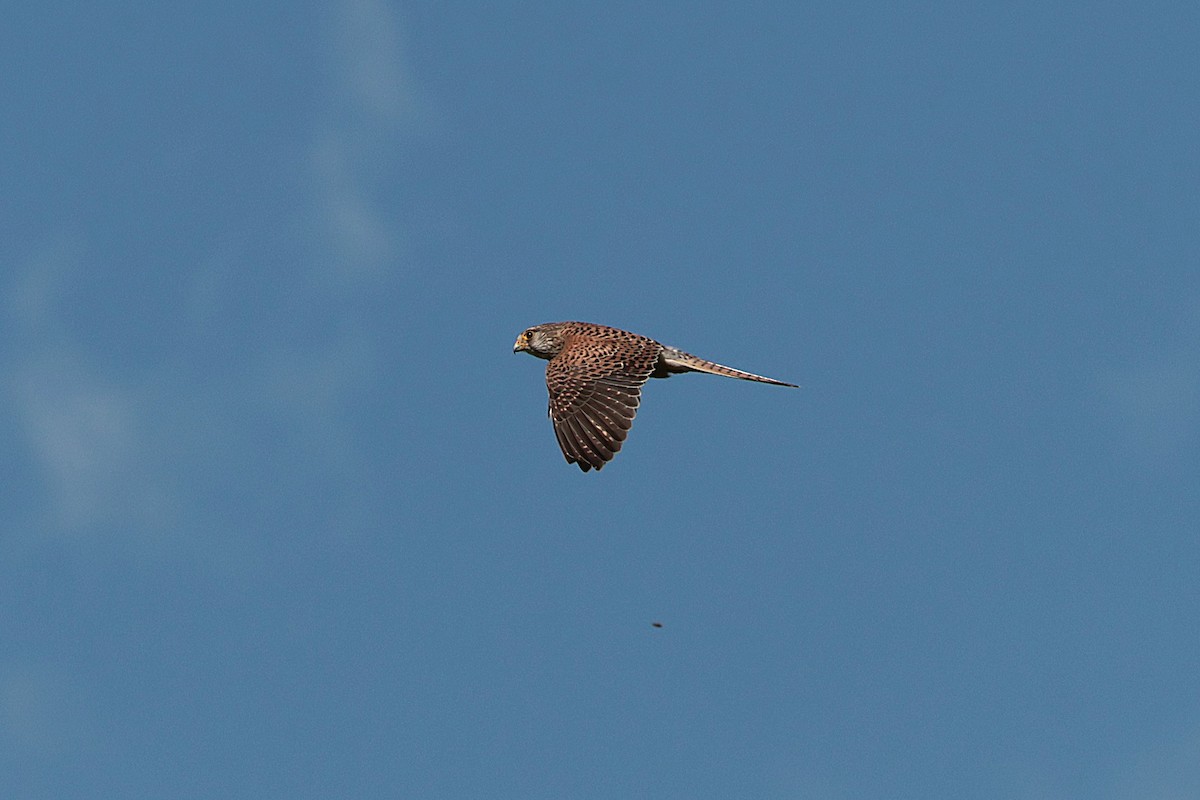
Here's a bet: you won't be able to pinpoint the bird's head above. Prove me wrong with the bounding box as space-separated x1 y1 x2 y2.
513 323 566 359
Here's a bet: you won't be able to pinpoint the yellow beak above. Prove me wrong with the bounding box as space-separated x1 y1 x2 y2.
513 333 528 352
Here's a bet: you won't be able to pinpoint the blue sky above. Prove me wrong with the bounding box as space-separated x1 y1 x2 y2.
3 2 1199 797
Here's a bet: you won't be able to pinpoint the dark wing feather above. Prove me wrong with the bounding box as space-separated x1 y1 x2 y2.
565 415 609 470
545 329 660 471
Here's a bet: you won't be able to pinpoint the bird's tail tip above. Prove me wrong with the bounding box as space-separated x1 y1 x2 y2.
661 349 798 387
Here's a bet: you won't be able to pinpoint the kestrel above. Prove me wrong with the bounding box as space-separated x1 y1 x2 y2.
513 321 797 471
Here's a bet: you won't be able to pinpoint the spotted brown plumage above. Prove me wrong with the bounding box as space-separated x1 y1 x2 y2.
513 321 797 471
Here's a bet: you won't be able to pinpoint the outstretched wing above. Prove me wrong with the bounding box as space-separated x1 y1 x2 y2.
546 332 660 471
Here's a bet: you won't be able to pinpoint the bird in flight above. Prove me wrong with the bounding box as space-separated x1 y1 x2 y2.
513 321 797 471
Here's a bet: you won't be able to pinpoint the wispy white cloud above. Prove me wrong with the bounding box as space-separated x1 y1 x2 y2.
1111 726 1200 800
15 357 160 532
328 0 420 125
0 662 91 762
308 131 397 280
6 235 81 337
0 2 426 774
4 0 426 558
1103 301 1200 468
308 0 427 285
3 241 179 549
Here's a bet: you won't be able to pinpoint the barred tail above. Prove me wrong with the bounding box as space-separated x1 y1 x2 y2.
659 348 798 387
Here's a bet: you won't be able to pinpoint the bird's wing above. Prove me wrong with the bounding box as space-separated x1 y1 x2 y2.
545 333 660 471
